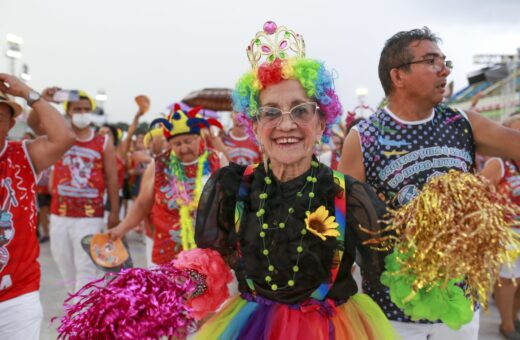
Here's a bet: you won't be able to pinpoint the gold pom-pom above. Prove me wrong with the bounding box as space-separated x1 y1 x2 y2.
373 170 520 310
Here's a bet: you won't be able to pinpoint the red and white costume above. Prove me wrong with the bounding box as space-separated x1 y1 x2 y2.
490 158 520 279
0 141 42 340
49 130 107 293
148 150 220 265
222 131 261 165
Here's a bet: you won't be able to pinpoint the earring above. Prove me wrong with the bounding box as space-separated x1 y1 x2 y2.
257 136 265 153
314 138 322 155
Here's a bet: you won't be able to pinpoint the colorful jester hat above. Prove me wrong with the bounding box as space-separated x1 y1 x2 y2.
233 21 342 143
150 103 223 140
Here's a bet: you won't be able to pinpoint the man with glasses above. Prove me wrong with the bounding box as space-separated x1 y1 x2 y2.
339 27 520 339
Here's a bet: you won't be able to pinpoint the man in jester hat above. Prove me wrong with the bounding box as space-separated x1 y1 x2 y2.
109 104 221 265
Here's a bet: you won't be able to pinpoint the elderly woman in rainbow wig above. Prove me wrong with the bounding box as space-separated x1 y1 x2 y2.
194 22 396 339
109 105 221 265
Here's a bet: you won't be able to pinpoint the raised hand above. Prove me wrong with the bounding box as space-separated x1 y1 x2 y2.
135 95 150 116
0 73 31 99
41 87 62 103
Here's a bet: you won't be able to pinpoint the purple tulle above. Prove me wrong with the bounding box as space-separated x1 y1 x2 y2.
239 304 271 338
53 263 196 339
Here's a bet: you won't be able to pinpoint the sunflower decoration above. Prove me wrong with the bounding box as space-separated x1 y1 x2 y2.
305 206 340 240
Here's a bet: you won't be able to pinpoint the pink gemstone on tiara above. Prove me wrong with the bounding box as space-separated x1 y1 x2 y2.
279 40 288 49
263 21 277 35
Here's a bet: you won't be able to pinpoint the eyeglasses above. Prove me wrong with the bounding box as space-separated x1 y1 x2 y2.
396 56 453 71
256 102 319 127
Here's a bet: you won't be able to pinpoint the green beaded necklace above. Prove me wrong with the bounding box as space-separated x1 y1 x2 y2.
256 160 320 291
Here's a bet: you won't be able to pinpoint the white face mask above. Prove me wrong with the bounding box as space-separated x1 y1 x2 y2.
71 113 93 129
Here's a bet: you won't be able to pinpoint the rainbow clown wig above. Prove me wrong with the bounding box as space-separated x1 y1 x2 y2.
232 22 342 143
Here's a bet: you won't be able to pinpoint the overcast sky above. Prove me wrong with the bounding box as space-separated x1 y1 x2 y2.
1 0 519 124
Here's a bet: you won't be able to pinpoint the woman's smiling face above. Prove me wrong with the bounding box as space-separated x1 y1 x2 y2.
254 79 324 168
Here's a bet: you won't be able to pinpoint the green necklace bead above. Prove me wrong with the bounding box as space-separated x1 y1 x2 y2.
255 161 318 291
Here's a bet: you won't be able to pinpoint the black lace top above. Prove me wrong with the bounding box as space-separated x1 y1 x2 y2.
195 162 389 305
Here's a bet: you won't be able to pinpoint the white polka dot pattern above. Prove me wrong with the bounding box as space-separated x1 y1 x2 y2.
357 104 476 323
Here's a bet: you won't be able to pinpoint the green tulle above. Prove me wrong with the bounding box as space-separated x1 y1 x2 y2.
380 249 474 329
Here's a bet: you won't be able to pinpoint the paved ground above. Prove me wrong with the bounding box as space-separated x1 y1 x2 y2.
39 233 503 339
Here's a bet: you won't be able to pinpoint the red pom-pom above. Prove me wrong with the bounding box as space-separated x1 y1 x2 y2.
174 248 233 320
257 59 284 88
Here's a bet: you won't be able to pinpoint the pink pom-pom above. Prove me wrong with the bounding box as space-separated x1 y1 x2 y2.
174 248 233 320
54 264 196 339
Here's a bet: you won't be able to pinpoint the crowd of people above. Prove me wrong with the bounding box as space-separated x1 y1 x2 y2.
1 22 520 340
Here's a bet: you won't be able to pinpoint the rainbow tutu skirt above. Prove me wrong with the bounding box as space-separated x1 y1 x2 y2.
195 293 398 340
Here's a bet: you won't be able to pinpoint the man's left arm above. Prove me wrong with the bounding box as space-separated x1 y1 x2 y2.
467 110 520 160
103 140 120 228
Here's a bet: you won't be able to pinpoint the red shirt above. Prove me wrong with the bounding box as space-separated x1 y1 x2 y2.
222 131 261 165
0 141 39 302
499 160 520 206
149 149 220 264
51 132 107 217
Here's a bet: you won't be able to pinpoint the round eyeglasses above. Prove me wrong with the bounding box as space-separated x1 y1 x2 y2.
257 102 319 127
